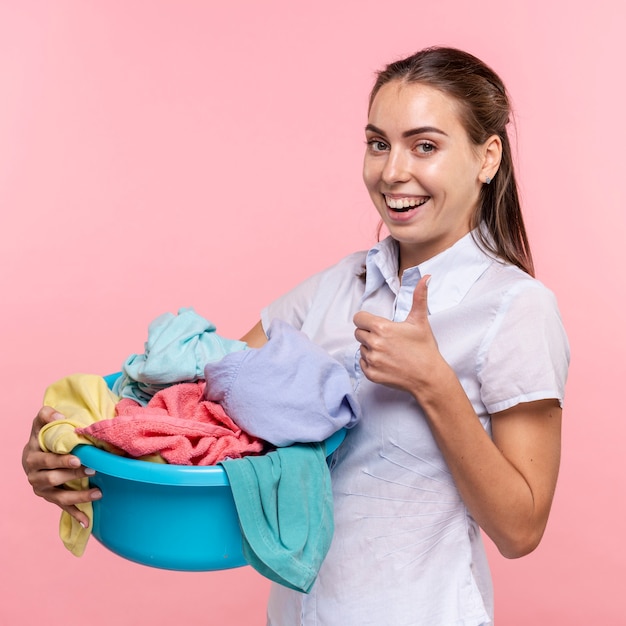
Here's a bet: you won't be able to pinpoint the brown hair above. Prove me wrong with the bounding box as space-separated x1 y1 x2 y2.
369 46 534 276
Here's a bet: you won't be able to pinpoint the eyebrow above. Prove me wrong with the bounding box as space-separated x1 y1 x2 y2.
365 124 448 138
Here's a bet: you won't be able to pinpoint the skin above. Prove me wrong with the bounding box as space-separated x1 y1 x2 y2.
363 81 501 272
22 81 561 558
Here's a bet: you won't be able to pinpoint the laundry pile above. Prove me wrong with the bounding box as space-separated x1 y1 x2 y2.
39 308 361 591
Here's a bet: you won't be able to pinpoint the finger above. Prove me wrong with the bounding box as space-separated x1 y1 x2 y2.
353 310 381 332
23 445 82 475
26 451 89 476
405 274 431 325
60 503 91 529
46 490 102 530
358 349 370 374
37 479 101 503
23 448 91 500
354 327 370 350
31 465 102 509
355 326 383 352
34 449 84 472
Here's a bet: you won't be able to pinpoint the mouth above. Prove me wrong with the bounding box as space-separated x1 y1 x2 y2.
384 195 430 212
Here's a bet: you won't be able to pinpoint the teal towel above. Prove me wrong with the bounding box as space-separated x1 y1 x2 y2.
220 442 333 593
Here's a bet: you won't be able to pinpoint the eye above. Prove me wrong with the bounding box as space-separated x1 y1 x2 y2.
416 141 436 154
366 139 389 153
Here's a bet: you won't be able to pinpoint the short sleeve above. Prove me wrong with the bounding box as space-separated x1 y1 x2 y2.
477 281 570 414
261 270 324 333
260 251 366 337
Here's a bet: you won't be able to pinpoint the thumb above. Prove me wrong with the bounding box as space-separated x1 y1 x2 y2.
32 406 65 435
39 406 65 425
405 275 431 324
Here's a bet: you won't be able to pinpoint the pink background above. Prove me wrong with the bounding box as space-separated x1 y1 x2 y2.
1 1 623 624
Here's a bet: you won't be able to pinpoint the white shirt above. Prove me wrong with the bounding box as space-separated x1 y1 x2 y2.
262 232 570 626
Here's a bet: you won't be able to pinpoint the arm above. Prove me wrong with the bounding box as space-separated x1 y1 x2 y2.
414 361 560 558
354 275 562 558
240 320 268 348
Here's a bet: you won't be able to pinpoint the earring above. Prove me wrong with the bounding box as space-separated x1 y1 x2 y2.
485 176 492 185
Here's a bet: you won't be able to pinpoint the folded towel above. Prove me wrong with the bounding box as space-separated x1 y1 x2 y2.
78 381 267 465
204 319 361 446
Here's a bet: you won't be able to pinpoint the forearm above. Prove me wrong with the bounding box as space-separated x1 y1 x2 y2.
239 321 267 348
414 360 559 558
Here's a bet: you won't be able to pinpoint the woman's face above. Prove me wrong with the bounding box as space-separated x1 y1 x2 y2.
363 80 489 271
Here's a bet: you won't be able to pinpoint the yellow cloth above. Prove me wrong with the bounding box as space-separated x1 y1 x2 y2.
40 374 120 556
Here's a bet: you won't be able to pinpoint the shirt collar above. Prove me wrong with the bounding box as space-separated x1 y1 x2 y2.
363 230 496 314
363 237 399 299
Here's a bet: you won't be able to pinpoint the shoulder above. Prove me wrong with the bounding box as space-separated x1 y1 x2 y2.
476 264 570 413
318 249 368 283
481 262 561 312
477 262 569 361
289 249 369 294
474 262 569 358
261 248 368 330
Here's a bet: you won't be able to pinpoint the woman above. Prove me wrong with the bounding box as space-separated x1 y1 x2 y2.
23 47 569 625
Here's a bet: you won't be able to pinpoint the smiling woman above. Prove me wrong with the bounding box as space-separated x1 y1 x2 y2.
23 46 570 626
364 47 532 276
364 82 502 270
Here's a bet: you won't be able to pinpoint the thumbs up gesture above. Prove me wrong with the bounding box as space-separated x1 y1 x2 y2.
353 275 443 394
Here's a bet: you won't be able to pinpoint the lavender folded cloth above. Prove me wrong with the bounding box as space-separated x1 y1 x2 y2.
203 319 360 447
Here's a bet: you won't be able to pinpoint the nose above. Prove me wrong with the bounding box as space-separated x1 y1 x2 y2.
381 147 411 185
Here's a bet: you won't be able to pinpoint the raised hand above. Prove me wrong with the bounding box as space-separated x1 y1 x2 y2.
353 275 444 395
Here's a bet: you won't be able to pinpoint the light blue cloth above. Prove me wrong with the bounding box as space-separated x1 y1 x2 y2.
203 319 361 446
220 441 333 593
113 307 247 405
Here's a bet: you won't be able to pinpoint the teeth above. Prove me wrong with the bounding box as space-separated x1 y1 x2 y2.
385 196 428 210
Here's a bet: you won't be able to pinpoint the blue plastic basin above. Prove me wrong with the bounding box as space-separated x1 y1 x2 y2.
74 428 345 571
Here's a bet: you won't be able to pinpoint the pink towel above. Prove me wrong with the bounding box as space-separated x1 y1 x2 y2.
77 381 267 465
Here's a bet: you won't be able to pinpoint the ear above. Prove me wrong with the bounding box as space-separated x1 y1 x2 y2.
478 134 502 184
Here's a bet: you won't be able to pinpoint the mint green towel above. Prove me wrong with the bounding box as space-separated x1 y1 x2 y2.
220 442 333 593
